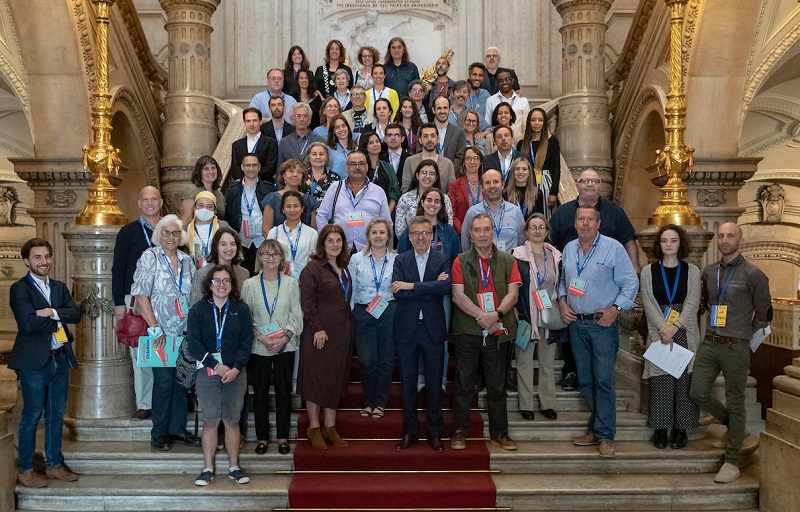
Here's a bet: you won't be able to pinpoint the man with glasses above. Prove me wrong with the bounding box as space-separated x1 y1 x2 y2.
342 86 375 135
277 103 324 167
392 216 452 453
224 154 276 274
260 96 295 145
460 169 525 253
451 213 521 451
481 47 521 96
400 123 457 193
549 168 641 392
484 68 530 138
250 68 297 124
316 150 392 252
229 107 278 186
380 123 410 178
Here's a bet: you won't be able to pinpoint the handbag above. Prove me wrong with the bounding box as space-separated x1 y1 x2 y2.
116 297 148 348
175 339 198 391
538 305 568 331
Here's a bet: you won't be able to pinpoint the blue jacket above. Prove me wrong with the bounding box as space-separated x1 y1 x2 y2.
397 222 461 266
391 249 452 343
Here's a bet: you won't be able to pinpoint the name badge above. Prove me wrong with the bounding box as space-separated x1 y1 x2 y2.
710 305 727 327
366 295 389 319
207 352 223 376
535 170 542 185
241 219 251 238
533 289 553 310
175 295 189 318
197 256 206 269
663 307 680 324
568 277 587 297
54 324 68 344
285 261 303 279
496 240 506 252
345 211 365 227
478 292 496 312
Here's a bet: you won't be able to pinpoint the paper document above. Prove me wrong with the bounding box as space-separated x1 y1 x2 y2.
643 340 694 379
750 326 771 353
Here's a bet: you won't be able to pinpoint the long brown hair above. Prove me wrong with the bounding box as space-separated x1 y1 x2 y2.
521 108 550 177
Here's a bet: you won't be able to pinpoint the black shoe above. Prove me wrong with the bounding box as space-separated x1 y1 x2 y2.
255 442 268 455
170 431 201 446
520 410 535 421
541 409 558 420
278 442 291 455
671 429 688 449
561 372 578 391
653 429 668 449
151 435 171 451
395 433 419 451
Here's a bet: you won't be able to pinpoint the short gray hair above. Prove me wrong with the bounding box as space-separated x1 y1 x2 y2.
291 102 311 116
151 214 188 246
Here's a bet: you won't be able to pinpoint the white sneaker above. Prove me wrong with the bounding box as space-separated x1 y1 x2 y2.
714 463 740 483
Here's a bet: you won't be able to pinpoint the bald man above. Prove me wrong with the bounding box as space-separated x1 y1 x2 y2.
112 185 162 420
689 222 772 484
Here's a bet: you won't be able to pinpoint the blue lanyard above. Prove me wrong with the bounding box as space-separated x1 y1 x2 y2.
282 223 302 261
28 273 51 304
332 264 350 297
346 181 368 209
716 260 740 304
372 88 382 107
369 254 389 294
243 187 257 218
467 182 481 206
250 135 260 152
432 226 443 252
535 249 548 287
160 252 183 292
213 299 230 351
194 223 212 256
139 218 154 248
659 261 682 304
575 234 600 277
309 170 319 196
483 201 506 240
260 274 281 322
478 257 492 291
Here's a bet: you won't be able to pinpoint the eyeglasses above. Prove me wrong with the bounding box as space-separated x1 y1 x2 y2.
410 88 423 93
464 119 478 124
242 163 260 169
260 253 281 260
465 156 481 162
418 170 437 177
161 230 181 238
409 231 432 238
577 178 602 185
210 278 232 286
347 162 368 168
498 77 514 83
386 133 402 139
325 104 340 110
293 114 310 119
528 225 548 231
351 92 366 97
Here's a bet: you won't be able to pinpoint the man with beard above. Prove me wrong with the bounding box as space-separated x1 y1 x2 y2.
424 57 454 109
401 123 456 193
260 96 295 145
433 96 466 171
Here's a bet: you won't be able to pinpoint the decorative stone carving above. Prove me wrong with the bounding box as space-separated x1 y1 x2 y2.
45 190 78 208
0 186 19 225
757 184 786 224
72 0 97 103
79 284 114 319
696 189 726 208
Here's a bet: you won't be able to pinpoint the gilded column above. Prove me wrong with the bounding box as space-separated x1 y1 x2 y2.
552 0 613 196
159 0 220 214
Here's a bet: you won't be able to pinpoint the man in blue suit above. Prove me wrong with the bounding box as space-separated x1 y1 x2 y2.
10 238 82 488
392 216 452 453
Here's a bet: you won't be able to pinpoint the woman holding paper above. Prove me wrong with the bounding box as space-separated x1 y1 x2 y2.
241 240 303 456
186 265 252 486
511 213 561 421
348 218 396 419
640 224 700 449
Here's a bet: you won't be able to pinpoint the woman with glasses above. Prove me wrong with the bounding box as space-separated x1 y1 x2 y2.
298 224 355 450
348 218 396 419
181 155 226 225
187 191 230 270
260 159 316 237
448 147 484 236
394 97 422 154
313 96 343 140
326 114 358 180
512 214 561 422
504 157 541 218
242 240 303 456
187 265 252 486
131 214 197 452
459 109 489 156
359 131 400 212
362 97 393 142
355 46 379 90
294 69 322 130
305 142 341 199
519 108 561 215
315 39 353 98
267 191 319 279
394 159 453 238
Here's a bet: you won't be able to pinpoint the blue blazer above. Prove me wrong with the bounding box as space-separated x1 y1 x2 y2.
9 275 82 371
397 222 461 266
392 249 452 342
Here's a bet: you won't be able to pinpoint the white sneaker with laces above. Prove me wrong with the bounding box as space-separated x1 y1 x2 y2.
714 463 740 483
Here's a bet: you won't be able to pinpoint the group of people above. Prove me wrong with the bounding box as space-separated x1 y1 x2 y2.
9 38 772 491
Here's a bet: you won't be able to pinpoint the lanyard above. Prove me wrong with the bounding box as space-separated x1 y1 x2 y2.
369 253 389 294
500 152 512 177
478 257 492 291
213 299 230 351
260 274 281 322
282 223 302 261
575 234 600 277
194 223 213 256
660 261 681 304
332 264 350 297
338 143 351 163
372 88 383 107
299 137 309 159
530 141 538 164
28 273 51 305
346 181 368 209
467 182 481 206
139 218 154 248
717 260 740 304
160 252 184 292
483 201 506 240
309 170 320 196
432 226 442 252
535 249 548 287
249 135 260 153
243 186 257 218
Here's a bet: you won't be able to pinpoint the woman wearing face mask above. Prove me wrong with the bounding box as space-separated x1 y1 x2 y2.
359 131 400 213
503 157 541 218
326 114 358 181
518 108 561 215
305 142 341 199
187 191 230 269
260 160 316 238
394 160 453 238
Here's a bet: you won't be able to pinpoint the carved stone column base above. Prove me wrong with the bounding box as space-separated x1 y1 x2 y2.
0 410 13 512
63 225 134 420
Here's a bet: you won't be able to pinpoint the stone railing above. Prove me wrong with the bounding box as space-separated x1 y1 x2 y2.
212 99 244 185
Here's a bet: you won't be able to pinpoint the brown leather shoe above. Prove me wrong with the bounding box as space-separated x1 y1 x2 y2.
17 469 48 488
321 425 348 447
491 434 518 451
428 436 444 453
599 440 616 458
132 409 151 420
572 432 600 446
395 433 419 451
450 429 466 450
307 427 327 450
46 464 79 482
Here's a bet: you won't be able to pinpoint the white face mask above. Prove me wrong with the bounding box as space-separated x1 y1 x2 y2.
194 208 215 222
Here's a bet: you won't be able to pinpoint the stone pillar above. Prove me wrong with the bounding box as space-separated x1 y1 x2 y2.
62 226 133 419
552 0 614 196
11 158 93 284
0 410 13 512
760 357 800 512
159 0 220 215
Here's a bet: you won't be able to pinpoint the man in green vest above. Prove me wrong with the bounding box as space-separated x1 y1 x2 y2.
450 213 521 451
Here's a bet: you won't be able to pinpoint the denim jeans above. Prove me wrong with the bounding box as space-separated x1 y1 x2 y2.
569 319 619 441
17 352 69 473
151 366 188 439
354 302 396 409
453 334 509 438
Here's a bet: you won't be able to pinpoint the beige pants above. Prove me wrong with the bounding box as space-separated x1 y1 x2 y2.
516 326 557 411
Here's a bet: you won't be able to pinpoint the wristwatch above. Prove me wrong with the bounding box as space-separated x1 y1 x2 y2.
613 304 622 312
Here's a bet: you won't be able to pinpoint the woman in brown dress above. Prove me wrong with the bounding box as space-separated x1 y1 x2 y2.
298 223 354 449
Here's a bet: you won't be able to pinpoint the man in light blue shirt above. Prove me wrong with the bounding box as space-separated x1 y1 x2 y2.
460 169 525 252
466 62 492 133
250 68 297 125
557 205 638 458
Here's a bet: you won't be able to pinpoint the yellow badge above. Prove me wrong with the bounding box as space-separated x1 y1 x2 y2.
54 324 68 344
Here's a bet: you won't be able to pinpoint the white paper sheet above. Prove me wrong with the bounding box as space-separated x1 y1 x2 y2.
750 325 771 353
643 340 694 379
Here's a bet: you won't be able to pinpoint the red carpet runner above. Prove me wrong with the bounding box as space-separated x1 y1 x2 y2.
288 357 497 510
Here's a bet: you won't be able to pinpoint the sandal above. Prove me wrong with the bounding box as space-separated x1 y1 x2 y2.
360 407 373 418
371 407 385 419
